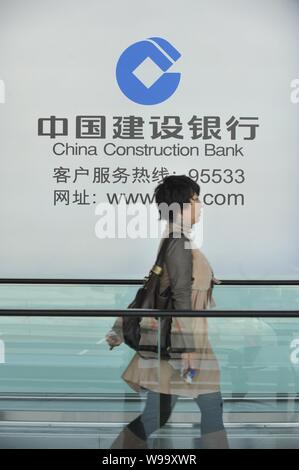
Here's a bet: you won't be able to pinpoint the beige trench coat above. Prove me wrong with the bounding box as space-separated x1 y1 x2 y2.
111 241 221 398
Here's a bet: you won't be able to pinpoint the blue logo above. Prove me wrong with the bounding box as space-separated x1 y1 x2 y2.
116 37 181 105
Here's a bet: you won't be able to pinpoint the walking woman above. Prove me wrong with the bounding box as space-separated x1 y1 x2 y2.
106 175 229 449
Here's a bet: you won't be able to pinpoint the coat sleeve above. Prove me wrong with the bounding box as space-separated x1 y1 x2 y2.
165 236 193 311
109 316 124 343
164 236 195 352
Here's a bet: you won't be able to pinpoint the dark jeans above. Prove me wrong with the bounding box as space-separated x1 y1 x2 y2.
127 389 225 440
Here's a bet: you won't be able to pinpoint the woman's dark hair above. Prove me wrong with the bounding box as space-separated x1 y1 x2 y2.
154 175 200 221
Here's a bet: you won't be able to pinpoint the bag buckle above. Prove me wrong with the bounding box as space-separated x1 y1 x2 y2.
151 264 162 276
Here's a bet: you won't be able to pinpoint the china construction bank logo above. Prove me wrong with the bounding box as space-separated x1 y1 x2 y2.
116 37 181 105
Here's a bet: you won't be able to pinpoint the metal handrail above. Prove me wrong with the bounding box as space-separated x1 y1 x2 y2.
0 308 299 317
0 278 299 284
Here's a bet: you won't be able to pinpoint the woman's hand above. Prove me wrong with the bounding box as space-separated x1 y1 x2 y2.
105 331 122 348
181 352 201 372
180 352 201 383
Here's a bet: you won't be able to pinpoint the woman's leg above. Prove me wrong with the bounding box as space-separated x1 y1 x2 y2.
194 391 229 448
109 389 178 449
127 389 179 440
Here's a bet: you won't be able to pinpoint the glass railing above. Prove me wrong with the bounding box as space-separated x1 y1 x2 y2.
0 280 299 449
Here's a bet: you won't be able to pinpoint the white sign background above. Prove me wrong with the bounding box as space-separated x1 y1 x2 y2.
0 0 298 279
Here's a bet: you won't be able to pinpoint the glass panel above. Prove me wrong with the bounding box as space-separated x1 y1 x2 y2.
0 312 299 448
0 284 138 310
0 283 299 310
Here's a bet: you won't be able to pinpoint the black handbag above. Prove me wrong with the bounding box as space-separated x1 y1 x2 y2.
123 231 182 359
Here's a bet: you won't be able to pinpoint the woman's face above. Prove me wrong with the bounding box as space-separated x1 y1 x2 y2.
190 192 202 225
173 191 202 227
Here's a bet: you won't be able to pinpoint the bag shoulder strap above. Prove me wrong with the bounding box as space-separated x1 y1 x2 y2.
151 230 187 275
